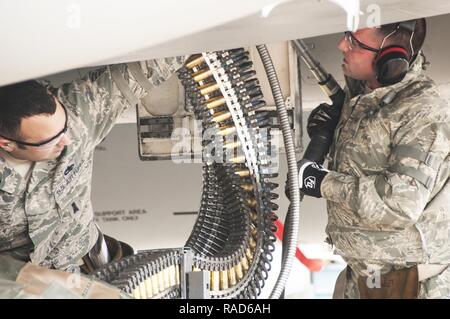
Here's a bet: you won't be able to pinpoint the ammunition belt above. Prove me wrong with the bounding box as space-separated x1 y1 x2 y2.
93 48 279 299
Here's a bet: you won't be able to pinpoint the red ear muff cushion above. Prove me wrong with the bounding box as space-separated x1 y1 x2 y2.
378 46 409 60
376 46 410 85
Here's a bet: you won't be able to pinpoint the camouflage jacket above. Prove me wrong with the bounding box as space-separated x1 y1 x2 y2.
321 55 450 275
0 57 186 270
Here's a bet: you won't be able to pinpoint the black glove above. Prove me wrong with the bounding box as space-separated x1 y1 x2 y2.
285 159 329 200
307 103 341 139
298 159 329 198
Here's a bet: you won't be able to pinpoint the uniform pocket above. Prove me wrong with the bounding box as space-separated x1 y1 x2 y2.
0 191 18 214
54 188 86 222
0 190 24 234
345 115 391 173
0 167 25 220
53 159 90 220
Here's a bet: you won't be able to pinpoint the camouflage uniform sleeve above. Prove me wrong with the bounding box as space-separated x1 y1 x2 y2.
56 56 187 145
0 254 128 299
321 103 450 229
0 255 31 298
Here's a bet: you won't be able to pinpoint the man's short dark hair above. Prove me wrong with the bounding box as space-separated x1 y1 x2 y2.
0 80 56 138
378 18 427 58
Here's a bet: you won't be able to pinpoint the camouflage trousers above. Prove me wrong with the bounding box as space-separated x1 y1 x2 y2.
334 265 450 299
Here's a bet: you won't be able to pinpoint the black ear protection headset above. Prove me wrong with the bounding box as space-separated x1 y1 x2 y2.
374 20 420 86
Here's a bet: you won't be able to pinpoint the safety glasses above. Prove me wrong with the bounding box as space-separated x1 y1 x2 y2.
0 102 69 150
344 31 380 53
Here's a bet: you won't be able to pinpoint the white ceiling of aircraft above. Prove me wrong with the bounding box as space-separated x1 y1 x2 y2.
1 0 450 86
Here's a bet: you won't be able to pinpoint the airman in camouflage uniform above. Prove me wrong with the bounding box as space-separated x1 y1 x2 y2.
299 20 450 298
0 56 186 279
322 53 450 299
